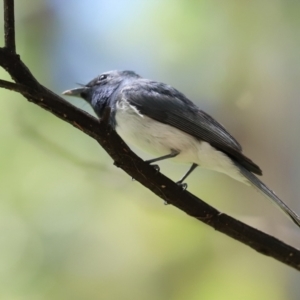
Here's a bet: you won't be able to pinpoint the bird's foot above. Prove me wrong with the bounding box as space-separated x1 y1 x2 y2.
150 164 160 173
176 181 188 191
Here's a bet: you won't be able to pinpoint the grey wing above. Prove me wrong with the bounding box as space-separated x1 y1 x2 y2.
120 81 262 175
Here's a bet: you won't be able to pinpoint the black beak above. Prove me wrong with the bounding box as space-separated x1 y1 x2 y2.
62 87 89 97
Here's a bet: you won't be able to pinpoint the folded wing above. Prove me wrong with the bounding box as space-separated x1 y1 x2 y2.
120 80 262 175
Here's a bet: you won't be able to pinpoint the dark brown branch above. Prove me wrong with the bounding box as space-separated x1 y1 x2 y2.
1 76 300 270
3 0 15 52
1 0 300 271
0 78 24 91
0 48 41 87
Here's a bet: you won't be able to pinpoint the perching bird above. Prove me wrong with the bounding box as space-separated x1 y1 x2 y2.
63 70 300 227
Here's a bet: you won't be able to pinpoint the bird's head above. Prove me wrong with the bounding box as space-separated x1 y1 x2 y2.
62 70 140 117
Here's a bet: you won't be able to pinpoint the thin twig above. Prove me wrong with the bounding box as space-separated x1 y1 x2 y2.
0 79 25 92
3 0 16 52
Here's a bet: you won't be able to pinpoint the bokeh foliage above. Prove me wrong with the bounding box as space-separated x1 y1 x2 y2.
1 0 300 299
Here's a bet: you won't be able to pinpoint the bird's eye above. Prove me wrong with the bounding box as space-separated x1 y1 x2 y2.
98 74 107 82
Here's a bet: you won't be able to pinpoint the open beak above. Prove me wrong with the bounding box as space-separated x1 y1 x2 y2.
62 87 88 97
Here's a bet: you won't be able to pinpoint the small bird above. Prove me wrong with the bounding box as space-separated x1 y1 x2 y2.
63 70 300 227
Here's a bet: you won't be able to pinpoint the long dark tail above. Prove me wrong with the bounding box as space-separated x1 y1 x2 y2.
236 163 300 228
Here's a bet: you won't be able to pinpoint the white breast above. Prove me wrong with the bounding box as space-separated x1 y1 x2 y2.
115 99 248 184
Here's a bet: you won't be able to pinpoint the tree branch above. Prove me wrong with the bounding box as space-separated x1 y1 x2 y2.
3 0 15 52
1 0 300 271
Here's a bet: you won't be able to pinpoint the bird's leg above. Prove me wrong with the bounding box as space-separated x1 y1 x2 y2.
176 163 198 190
132 150 179 181
145 150 179 172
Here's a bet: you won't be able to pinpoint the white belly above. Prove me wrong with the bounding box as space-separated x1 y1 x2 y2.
115 100 248 184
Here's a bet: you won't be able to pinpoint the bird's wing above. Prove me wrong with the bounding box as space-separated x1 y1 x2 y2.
119 80 262 175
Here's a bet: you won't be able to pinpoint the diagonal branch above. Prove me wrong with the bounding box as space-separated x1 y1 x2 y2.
1 77 300 270
3 0 15 52
1 0 300 271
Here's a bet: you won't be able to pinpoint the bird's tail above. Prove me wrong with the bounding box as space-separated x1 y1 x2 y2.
235 163 300 228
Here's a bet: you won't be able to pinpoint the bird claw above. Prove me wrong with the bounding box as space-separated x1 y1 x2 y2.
150 164 160 173
176 181 188 191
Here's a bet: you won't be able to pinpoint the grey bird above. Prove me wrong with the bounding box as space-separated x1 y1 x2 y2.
63 70 300 227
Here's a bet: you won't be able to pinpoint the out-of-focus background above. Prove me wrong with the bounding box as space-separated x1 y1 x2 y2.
1 0 300 299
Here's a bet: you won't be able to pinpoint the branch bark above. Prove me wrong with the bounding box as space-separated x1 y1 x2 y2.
4 0 15 52
1 0 300 271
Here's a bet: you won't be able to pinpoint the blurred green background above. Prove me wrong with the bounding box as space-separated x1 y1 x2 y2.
1 0 300 299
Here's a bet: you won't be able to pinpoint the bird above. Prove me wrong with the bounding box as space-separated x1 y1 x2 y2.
63 70 300 228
